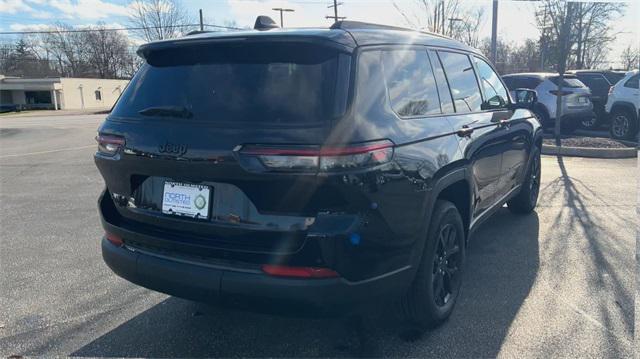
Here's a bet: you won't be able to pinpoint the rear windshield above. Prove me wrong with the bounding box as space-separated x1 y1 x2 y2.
111 43 340 125
604 72 625 85
502 76 543 90
549 76 585 88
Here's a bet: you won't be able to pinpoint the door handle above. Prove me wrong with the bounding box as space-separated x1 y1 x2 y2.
457 126 474 137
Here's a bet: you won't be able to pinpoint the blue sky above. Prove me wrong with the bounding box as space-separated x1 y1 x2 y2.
1 0 638 66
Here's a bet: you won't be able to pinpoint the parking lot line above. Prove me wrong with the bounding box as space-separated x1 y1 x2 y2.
0 144 94 158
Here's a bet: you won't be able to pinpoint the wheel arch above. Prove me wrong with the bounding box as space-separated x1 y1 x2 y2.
430 167 472 239
532 102 551 122
610 101 638 119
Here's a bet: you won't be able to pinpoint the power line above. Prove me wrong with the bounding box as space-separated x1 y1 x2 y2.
0 23 242 35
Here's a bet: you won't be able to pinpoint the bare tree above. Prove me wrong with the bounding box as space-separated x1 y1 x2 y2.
0 36 54 77
84 24 134 78
481 38 541 75
393 0 484 47
619 44 639 71
453 8 484 48
536 1 625 71
572 2 625 69
42 23 92 77
129 0 194 42
538 1 577 142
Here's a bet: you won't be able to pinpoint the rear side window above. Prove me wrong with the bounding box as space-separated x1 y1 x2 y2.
576 74 610 95
474 57 509 109
381 50 441 117
428 50 455 114
624 74 639 89
111 43 340 125
437 51 482 113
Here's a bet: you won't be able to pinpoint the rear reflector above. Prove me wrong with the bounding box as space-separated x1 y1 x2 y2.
238 140 394 172
105 232 124 247
262 264 339 279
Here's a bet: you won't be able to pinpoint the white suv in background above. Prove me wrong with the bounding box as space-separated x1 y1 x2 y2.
502 73 594 133
605 70 639 140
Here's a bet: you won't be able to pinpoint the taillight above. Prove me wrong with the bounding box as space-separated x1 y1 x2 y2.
96 134 125 156
262 264 339 278
549 90 573 96
608 85 615 95
238 140 394 172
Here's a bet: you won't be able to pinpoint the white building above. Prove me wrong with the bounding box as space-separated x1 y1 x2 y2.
0 75 129 110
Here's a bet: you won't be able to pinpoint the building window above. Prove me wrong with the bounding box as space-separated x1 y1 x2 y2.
95 90 102 101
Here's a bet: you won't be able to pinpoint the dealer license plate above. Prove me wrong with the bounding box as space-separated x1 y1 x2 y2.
162 181 211 219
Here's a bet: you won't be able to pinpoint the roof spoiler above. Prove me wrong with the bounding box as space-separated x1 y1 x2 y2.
254 16 279 31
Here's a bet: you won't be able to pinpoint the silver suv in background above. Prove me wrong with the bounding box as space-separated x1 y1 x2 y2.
605 70 639 140
502 73 594 133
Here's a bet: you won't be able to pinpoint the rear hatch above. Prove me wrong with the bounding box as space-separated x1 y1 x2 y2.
549 75 592 108
95 39 357 260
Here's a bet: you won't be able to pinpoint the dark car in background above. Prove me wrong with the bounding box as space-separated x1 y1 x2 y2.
567 69 627 129
502 72 594 134
95 19 543 329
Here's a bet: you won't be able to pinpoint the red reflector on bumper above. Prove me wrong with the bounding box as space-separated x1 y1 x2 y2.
105 232 123 247
262 265 339 279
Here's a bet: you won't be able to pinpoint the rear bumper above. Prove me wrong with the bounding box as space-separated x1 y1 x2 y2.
561 108 595 120
543 109 595 126
97 188 415 312
102 237 412 312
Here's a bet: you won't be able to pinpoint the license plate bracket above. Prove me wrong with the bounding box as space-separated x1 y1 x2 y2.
162 181 211 220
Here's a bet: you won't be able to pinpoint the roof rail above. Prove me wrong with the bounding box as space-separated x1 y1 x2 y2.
330 20 450 40
185 30 212 36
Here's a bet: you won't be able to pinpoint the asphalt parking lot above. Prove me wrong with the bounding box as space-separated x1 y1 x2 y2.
0 114 635 357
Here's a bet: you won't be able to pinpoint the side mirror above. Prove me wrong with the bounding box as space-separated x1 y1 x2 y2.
513 88 537 109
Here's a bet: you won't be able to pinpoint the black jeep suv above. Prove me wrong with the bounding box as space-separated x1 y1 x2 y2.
95 20 543 328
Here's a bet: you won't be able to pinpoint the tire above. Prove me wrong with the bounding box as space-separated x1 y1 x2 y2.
532 106 550 129
610 109 638 140
397 200 466 329
507 147 541 214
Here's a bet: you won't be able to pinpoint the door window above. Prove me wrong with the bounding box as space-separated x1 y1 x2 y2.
381 50 441 117
474 57 509 109
437 51 482 113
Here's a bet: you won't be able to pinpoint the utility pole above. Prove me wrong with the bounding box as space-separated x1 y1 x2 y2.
540 4 547 71
272 8 295 27
326 0 345 23
490 0 498 63
199 9 204 31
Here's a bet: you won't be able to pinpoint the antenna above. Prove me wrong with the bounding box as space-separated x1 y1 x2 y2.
254 16 279 31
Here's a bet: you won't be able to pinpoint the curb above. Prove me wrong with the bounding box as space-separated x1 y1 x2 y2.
542 144 637 158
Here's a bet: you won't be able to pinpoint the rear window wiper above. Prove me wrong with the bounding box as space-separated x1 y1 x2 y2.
138 106 193 119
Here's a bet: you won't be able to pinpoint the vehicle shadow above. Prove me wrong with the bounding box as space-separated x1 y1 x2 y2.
71 209 539 358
